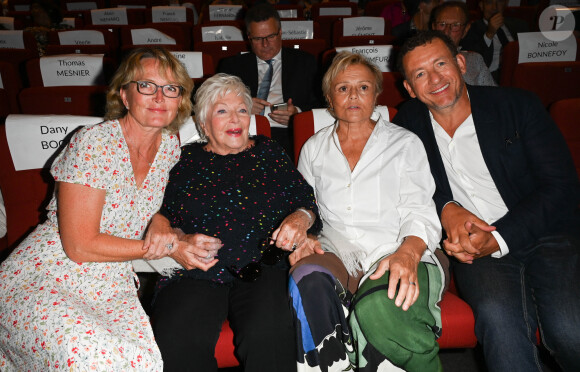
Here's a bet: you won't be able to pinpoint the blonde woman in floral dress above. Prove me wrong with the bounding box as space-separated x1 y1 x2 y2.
0 47 193 370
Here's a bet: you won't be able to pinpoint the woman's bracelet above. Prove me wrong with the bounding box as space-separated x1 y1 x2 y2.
296 208 313 225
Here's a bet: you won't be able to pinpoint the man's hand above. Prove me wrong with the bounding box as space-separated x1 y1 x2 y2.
251 97 270 115
269 98 299 126
485 12 504 39
441 203 495 263
465 221 500 258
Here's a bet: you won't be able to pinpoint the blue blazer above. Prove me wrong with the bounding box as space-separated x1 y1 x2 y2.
393 85 580 260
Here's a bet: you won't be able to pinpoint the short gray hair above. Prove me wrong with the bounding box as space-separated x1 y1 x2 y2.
193 73 253 136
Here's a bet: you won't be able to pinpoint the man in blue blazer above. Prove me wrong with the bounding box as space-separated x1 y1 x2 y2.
218 2 321 158
393 31 580 372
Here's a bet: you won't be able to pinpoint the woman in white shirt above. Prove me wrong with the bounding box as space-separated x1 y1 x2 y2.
288 51 446 372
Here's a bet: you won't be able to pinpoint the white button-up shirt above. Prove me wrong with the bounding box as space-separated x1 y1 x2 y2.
431 112 509 257
257 50 285 128
297 119 442 272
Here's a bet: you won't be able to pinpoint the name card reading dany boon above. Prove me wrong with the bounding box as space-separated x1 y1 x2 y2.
336 45 394 72
201 25 244 42
343 17 385 36
281 21 314 40
58 30 106 45
40 55 106 87
6 115 103 171
518 32 577 63
209 5 243 21
91 8 128 25
152 6 187 23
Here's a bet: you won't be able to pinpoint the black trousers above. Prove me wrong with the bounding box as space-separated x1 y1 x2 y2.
151 266 297 372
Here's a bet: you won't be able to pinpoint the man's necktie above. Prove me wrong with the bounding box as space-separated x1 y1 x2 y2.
256 59 273 115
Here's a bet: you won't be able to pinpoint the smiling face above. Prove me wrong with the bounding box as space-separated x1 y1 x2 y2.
402 38 467 114
433 6 468 46
204 91 251 155
247 17 282 61
120 58 180 131
327 64 378 126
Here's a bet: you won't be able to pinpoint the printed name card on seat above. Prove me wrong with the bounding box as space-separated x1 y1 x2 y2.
35 55 107 87
343 17 385 37
5 114 103 171
66 1 99 11
335 45 394 72
0 30 25 49
281 21 314 40
201 25 244 42
151 6 188 23
58 30 106 45
170 51 212 79
130 28 177 46
319 7 352 16
91 8 129 25
517 32 577 63
208 5 243 21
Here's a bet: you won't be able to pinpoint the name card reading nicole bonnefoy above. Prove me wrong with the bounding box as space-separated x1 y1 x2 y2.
58 30 106 46
343 17 385 37
209 5 243 21
91 8 128 25
201 26 244 42
518 32 577 63
281 21 314 40
171 51 204 78
0 30 25 49
5 115 103 171
131 28 177 45
152 6 187 23
39 55 106 87
336 45 394 72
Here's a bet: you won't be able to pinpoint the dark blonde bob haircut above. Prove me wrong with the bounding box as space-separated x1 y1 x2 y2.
105 47 194 133
322 51 383 107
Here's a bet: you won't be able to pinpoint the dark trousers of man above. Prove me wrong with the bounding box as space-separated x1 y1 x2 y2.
151 266 297 372
453 235 580 372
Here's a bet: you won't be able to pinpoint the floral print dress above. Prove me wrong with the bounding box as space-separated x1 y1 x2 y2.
0 120 180 371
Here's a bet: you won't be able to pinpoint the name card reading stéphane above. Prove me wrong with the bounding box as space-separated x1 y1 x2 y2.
518 32 577 63
171 51 204 78
0 30 25 49
209 5 243 21
91 8 129 25
39 55 106 87
281 21 314 40
343 17 385 36
131 28 177 45
152 6 187 23
336 45 394 72
201 26 244 42
5 115 104 171
58 30 106 46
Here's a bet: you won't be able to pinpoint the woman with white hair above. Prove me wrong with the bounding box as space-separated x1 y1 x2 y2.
146 73 321 371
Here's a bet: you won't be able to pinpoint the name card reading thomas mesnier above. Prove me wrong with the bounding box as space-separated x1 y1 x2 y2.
343 17 385 36
518 32 577 63
40 55 105 87
152 6 187 23
91 8 128 25
131 28 177 45
281 21 314 40
171 51 204 78
58 30 106 45
201 26 244 42
0 30 25 49
6 115 103 171
209 5 243 21
336 45 394 72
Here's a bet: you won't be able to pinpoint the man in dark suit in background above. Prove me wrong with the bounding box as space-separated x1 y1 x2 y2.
393 31 580 372
219 2 321 158
460 0 528 81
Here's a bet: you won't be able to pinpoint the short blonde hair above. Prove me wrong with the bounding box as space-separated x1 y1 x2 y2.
322 51 383 107
105 47 194 133
193 73 253 137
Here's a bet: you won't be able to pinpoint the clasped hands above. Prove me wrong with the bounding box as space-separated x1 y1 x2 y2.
441 203 500 263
